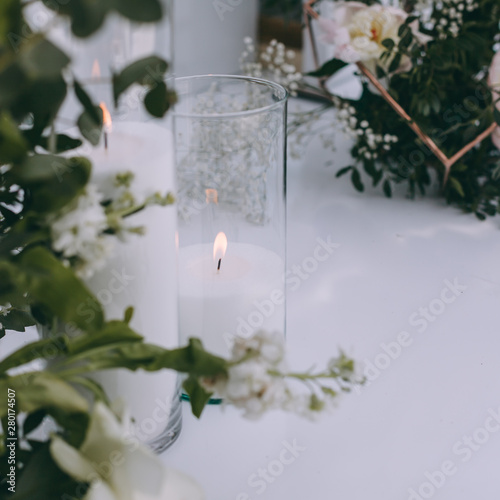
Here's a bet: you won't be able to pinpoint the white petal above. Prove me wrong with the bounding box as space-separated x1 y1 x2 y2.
81 402 127 464
109 445 165 500
85 480 118 500
50 436 98 483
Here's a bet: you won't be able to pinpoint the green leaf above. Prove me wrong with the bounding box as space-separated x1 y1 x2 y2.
183 375 213 418
0 0 22 46
0 337 68 374
9 154 91 213
77 106 103 146
112 56 168 107
9 441 88 500
15 247 104 331
381 38 395 50
67 320 143 355
144 81 174 118
112 0 163 22
42 0 109 38
383 179 392 198
335 165 353 178
1 309 36 333
306 58 348 78
23 410 47 437
63 337 228 378
388 53 402 73
74 79 101 124
67 376 110 405
321 386 338 398
124 306 134 324
351 168 364 192
0 372 88 418
156 338 228 377
0 111 28 164
449 177 465 197
398 24 410 37
399 30 413 50
18 38 70 79
10 77 67 139
0 62 28 109
38 133 83 153
48 408 89 448
494 107 500 127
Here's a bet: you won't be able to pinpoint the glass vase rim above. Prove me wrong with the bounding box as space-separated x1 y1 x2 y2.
173 74 288 119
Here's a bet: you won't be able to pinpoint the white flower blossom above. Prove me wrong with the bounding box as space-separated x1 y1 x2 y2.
318 2 432 73
50 184 114 279
50 402 204 500
203 331 360 421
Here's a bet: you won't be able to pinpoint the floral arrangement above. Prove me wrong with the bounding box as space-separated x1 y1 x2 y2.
253 0 500 219
0 1 361 499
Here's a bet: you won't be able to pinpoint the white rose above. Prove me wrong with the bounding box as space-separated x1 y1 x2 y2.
50 402 204 500
318 2 431 72
488 51 500 149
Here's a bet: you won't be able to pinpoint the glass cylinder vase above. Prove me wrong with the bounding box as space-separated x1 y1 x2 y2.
174 75 288 363
30 0 181 453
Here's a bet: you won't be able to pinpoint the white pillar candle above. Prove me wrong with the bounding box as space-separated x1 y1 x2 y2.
178 236 285 358
82 121 179 444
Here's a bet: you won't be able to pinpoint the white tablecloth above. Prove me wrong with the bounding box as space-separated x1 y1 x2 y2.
163 101 500 500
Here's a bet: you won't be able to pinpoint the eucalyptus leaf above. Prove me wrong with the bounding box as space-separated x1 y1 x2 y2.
74 79 101 124
9 154 91 213
18 38 70 79
42 0 109 38
144 81 173 118
38 133 83 153
112 56 168 106
306 58 348 78
77 106 103 146
112 0 163 22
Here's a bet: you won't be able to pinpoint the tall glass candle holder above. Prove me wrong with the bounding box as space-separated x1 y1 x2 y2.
174 75 288 364
30 0 181 453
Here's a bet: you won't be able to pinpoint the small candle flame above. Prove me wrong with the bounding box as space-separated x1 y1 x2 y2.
213 232 227 269
91 60 101 79
100 102 112 133
205 188 218 204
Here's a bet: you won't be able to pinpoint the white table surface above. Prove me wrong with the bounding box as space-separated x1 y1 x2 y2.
162 101 500 500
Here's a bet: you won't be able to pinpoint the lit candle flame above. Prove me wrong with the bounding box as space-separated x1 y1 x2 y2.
213 232 227 271
91 60 101 79
205 188 218 204
100 102 112 133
